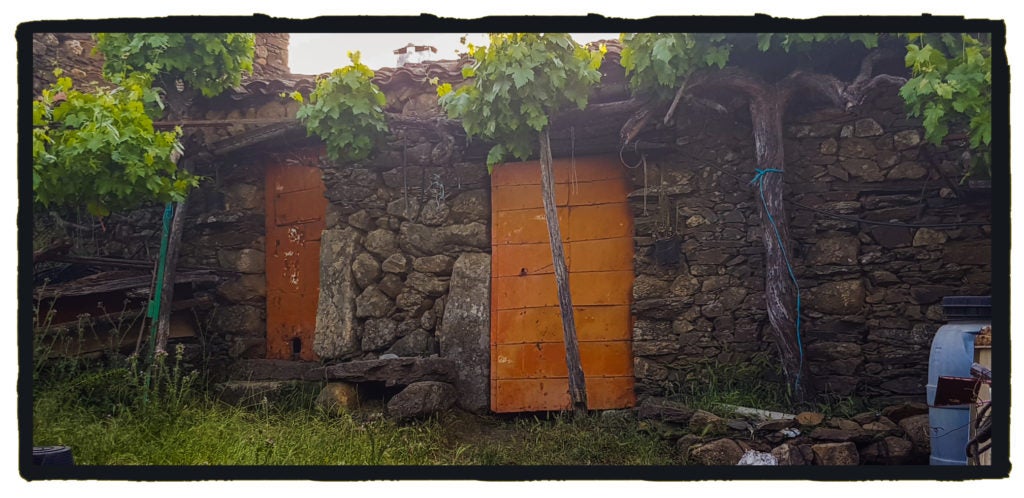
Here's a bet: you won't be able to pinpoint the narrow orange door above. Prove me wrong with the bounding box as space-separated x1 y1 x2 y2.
490 155 636 412
265 161 327 361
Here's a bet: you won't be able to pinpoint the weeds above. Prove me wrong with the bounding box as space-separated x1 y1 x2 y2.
668 352 794 416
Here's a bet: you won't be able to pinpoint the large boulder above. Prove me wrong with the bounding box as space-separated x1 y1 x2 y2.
811 442 859 465
637 397 695 424
860 436 914 465
898 414 932 457
315 228 361 359
351 252 381 289
386 329 438 357
805 279 866 315
438 253 491 413
386 381 457 421
689 438 746 465
315 382 360 414
361 318 400 351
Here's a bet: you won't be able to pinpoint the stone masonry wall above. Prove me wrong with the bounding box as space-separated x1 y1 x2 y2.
32 33 106 94
313 125 492 361
32 33 291 94
629 86 991 404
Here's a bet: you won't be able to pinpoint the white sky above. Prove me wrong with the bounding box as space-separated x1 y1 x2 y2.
288 33 620 74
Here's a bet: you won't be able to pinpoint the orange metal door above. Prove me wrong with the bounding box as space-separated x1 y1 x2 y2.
265 162 327 361
491 156 636 412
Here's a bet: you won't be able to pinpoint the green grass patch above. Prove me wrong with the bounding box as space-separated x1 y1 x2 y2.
33 392 675 465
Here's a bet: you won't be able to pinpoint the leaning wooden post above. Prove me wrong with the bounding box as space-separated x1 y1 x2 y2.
538 128 587 415
154 160 189 356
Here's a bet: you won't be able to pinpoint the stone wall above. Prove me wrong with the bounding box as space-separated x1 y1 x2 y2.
32 32 291 94
311 126 492 362
628 87 991 404
33 32 991 406
252 33 290 77
32 33 106 94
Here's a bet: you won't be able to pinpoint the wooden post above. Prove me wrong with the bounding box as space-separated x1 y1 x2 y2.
154 188 188 355
538 128 587 415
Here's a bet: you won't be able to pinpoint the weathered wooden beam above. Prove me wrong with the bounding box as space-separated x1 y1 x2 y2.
34 270 221 299
539 129 587 416
33 239 72 263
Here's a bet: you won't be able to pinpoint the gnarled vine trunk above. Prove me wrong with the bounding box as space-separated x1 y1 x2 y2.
664 53 905 403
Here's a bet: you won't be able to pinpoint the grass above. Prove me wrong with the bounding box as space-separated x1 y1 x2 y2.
667 353 795 417
31 342 675 466
32 389 676 465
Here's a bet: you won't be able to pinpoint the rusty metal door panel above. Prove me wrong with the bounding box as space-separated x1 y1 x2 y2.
491 155 636 413
275 190 328 227
269 162 324 193
265 162 326 362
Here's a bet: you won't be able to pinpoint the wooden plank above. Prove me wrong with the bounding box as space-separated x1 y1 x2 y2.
493 341 634 379
561 156 627 182
492 207 569 245
568 238 634 272
491 242 557 277
493 305 632 344
568 203 634 241
569 270 634 306
566 177 629 206
492 376 636 412
492 183 568 211
491 274 558 310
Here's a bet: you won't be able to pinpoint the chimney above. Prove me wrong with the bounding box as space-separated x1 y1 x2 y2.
394 43 437 66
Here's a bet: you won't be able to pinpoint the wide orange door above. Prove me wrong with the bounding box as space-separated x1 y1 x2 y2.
491 155 636 412
265 162 327 361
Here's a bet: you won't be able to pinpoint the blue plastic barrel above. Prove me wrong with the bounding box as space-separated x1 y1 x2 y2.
926 296 990 465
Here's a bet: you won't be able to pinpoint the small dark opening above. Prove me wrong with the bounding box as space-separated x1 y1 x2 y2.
291 338 302 360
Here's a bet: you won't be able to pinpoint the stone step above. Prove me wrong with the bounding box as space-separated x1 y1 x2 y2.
228 359 320 381
303 357 456 386
213 380 320 407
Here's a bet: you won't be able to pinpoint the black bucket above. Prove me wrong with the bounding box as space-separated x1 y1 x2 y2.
654 235 681 266
33 446 74 466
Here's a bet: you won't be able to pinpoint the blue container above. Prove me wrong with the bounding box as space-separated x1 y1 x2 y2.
926 296 991 465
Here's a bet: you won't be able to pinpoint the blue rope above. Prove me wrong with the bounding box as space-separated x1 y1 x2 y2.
749 168 804 394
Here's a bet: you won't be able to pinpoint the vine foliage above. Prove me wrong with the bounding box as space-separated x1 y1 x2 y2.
900 33 992 178
94 33 255 97
437 33 605 171
621 32 992 178
32 71 195 217
294 52 389 163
